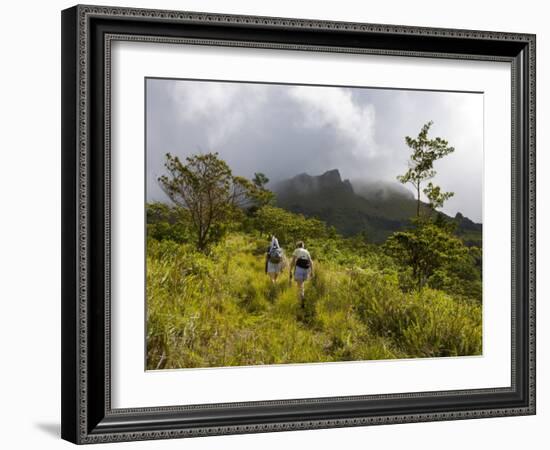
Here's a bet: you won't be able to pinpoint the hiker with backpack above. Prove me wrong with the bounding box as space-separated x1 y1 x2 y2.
265 236 284 283
289 241 314 302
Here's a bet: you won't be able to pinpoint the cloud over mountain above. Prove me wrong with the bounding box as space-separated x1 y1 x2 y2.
146 79 483 222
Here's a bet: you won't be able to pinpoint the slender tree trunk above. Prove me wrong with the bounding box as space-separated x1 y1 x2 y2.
197 233 205 251
416 183 421 217
413 266 422 290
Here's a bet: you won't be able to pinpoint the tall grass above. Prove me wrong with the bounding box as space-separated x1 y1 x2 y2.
146 233 482 370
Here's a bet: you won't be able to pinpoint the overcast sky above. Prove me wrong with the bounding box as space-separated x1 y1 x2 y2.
146 78 483 223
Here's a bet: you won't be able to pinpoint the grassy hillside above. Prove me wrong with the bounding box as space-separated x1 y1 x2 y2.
146 230 482 370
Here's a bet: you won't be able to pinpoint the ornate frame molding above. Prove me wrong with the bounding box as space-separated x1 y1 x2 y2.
62 4 536 444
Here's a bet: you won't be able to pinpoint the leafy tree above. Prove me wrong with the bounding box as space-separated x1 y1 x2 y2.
428 245 482 302
383 220 469 290
248 172 275 211
158 152 268 251
423 182 454 211
386 124 480 292
397 121 455 217
146 202 192 243
252 172 269 189
254 205 331 246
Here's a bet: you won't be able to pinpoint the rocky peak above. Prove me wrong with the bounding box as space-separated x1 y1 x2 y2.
319 169 342 184
279 169 354 195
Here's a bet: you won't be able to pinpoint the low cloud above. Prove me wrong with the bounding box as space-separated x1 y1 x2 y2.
288 86 377 158
169 81 269 148
146 79 483 222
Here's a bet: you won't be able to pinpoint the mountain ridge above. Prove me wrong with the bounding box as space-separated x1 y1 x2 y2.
274 169 481 244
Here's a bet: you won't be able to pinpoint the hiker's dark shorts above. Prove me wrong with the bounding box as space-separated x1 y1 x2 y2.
294 266 309 282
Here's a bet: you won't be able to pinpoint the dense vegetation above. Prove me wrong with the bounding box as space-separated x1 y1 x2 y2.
147 203 482 370
146 122 483 370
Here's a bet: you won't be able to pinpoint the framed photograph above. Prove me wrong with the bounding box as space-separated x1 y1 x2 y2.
61 4 536 444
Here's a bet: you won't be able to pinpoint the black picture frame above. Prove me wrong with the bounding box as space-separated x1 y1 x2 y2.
61 4 536 444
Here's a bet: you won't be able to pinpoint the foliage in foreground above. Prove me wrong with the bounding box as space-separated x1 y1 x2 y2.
146 232 482 370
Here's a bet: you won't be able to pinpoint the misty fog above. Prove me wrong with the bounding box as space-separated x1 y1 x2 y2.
146 78 483 222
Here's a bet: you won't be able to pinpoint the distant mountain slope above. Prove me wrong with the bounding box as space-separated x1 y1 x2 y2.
274 169 481 244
